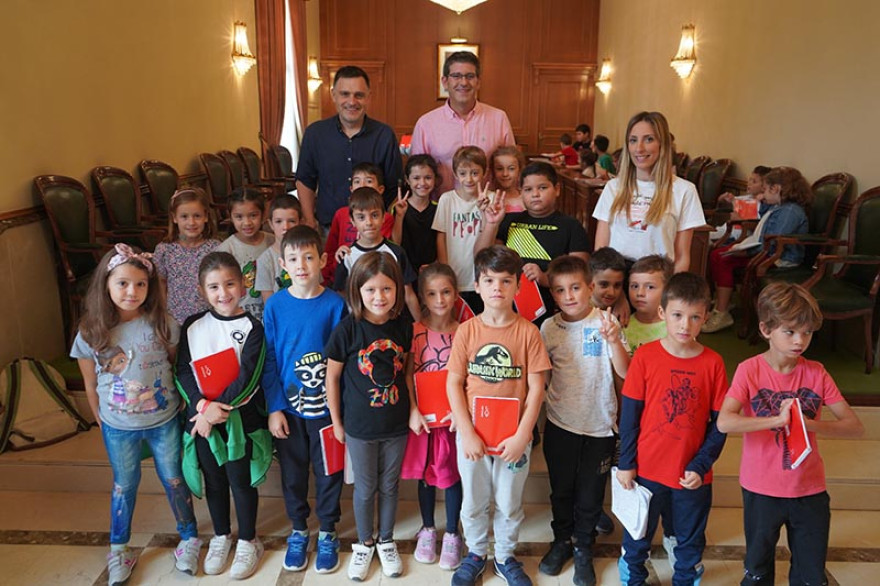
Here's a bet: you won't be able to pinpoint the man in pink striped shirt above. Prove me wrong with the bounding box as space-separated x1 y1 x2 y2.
411 52 515 196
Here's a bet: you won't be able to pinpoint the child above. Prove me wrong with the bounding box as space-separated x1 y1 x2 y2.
446 245 551 586
703 166 811 333
717 165 772 211
255 194 302 301
392 154 440 275
262 226 348 574
401 263 463 570
589 246 627 312
433 145 490 315
573 123 592 152
625 254 675 353
334 187 422 319
70 244 200 584
538 256 629 585
175 252 270 579
490 146 526 212
153 187 220 324
476 161 590 323
324 162 395 286
326 252 413 581
543 133 580 167
717 283 864 586
593 111 705 273
591 135 616 179
616 272 728 586
215 187 274 321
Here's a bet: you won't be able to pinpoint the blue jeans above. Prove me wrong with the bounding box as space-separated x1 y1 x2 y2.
101 417 197 545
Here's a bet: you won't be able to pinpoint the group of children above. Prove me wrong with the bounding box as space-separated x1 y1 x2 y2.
71 129 864 586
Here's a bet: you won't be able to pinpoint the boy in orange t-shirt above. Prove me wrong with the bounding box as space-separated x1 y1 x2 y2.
446 245 551 586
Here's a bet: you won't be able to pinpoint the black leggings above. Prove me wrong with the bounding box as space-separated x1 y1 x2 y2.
418 480 463 534
195 431 259 541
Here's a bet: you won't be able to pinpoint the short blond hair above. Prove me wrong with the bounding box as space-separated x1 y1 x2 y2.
757 282 822 332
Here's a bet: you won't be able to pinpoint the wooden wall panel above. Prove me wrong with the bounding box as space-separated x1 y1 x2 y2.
317 0 600 153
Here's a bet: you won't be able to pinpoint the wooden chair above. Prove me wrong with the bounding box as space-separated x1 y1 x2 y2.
138 159 179 220
674 152 690 177
267 145 297 192
219 149 281 198
800 186 880 372
697 159 733 211
91 166 166 250
684 155 711 185
199 152 232 214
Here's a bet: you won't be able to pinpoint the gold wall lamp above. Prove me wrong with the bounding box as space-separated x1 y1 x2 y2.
595 59 612 95
670 24 696 79
232 21 256 76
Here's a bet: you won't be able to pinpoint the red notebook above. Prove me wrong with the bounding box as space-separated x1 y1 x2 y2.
415 370 451 428
514 274 546 322
319 424 346 476
472 396 520 455
191 347 239 400
454 296 476 323
787 397 812 469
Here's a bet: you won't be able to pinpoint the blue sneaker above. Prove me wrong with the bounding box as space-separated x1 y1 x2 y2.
315 531 340 574
451 552 487 586
494 556 532 586
283 529 309 571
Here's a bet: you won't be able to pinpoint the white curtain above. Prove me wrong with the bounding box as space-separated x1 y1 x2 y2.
279 0 303 164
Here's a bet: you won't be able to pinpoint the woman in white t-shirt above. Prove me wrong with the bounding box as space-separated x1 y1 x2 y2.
593 111 705 273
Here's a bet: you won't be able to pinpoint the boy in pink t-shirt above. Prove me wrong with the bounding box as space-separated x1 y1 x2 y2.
718 283 864 586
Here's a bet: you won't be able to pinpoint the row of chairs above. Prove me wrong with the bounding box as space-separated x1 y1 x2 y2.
33 144 298 344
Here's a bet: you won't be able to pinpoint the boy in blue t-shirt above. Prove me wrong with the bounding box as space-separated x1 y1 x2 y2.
262 226 347 574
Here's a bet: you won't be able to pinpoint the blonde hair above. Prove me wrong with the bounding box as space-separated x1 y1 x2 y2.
609 111 676 226
164 187 218 243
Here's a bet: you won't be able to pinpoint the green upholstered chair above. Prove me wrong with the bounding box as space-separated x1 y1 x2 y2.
138 159 179 219
674 152 690 177
684 155 711 186
801 186 880 372
219 149 280 198
237 147 264 184
199 152 232 216
267 145 297 192
34 175 111 343
91 166 166 250
738 173 854 340
697 159 733 211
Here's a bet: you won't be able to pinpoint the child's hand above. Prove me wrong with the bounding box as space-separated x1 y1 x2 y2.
481 190 506 225
616 468 637 490
442 411 455 431
679 470 703 490
204 401 232 425
522 262 543 284
598 308 620 341
476 181 493 209
332 422 346 444
268 411 289 439
393 187 409 215
189 413 213 439
612 295 631 328
409 407 430 435
461 429 486 461
335 245 351 264
717 192 735 205
498 432 528 464
776 398 794 428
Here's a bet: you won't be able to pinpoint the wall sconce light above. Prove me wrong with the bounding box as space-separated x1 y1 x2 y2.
307 57 323 91
430 0 487 14
670 24 697 79
595 59 612 95
232 21 256 76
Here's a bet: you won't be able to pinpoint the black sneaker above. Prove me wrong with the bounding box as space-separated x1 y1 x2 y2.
538 539 573 576
595 511 614 535
573 546 597 586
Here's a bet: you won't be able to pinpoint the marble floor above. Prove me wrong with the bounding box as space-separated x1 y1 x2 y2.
1 488 878 586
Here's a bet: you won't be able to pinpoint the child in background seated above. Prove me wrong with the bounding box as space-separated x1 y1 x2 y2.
392 154 440 276
591 135 616 180
324 162 395 287
215 188 274 321
718 283 863 586
716 165 772 212
573 123 592 153
490 146 527 212
703 166 812 333
544 133 580 167
256 194 302 301
538 255 629 585
617 273 728 586
625 254 674 353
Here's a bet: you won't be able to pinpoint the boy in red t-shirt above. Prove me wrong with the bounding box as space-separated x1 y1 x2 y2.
616 273 728 586
717 283 863 586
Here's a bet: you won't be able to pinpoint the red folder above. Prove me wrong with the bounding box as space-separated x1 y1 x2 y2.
472 396 520 455
191 347 239 400
415 370 451 428
787 397 812 469
514 274 546 322
319 424 346 476
454 296 476 323
733 196 759 220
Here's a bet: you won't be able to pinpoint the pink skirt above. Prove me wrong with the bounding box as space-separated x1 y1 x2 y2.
400 426 460 489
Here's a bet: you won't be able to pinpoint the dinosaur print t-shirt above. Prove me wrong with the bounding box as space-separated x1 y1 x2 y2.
622 340 727 488
727 355 844 498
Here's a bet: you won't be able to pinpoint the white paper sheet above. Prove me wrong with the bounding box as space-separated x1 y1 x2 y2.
611 467 653 540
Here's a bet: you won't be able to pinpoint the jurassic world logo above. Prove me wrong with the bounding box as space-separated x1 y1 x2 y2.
467 343 523 383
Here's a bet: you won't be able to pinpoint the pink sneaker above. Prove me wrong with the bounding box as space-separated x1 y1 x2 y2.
439 532 463 570
414 527 437 564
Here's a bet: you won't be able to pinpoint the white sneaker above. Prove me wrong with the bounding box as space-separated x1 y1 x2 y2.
701 309 734 333
203 534 233 575
348 542 375 581
376 540 403 577
663 534 678 569
174 537 202 575
230 539 264 580
107 547 137 585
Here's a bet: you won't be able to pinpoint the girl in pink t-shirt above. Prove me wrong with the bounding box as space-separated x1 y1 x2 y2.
717 283 863 586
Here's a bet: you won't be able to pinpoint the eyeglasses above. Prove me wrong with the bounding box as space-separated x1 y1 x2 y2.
446 73 477 81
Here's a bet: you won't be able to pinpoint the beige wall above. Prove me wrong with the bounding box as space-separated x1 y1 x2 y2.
595 0 880 192
0 0 261 366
